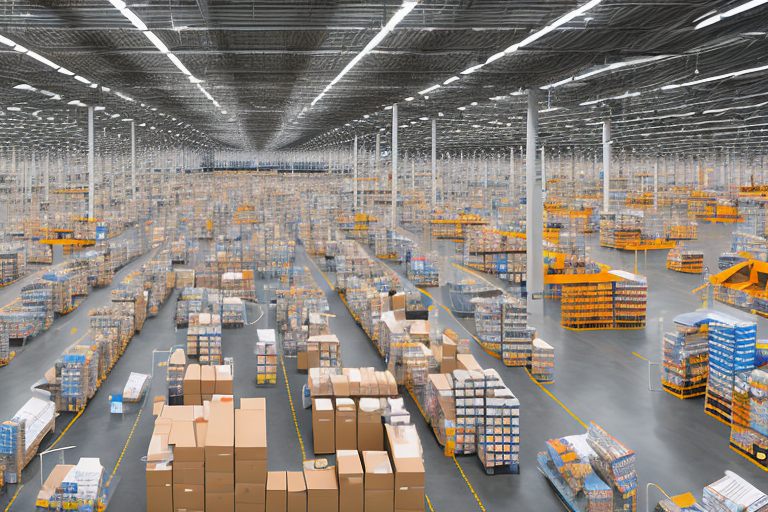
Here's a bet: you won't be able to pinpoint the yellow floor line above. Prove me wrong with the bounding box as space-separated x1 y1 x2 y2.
108 409 143 487
632 351 647 361
426 493 435 512
4 484 23 512
280 353 306 461
525 367 588 429
49 408 84 450
452 454 486 512
406 385 429 423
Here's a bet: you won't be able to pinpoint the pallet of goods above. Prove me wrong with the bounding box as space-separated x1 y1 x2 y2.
661 323 709 399
705 320 757 424
256 328 277 385
530 338 555 383
0 397 56 483
666 246 704 274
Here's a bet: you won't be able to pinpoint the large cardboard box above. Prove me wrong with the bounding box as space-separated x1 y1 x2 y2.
392 457 424 511
206 491 235 512
306 345 320 370
236 409 267 461
184 364 201 395
335 398 357 451
312 399 335 454
216 365 234 394
297 349 308 371
286 471 306 512
201 365 216 394
362 452 394 512
146 463 173 512
337 451 363 512
174 461 204 485
162 405 195 421
185 394 202 406
266 471 287 512
358 399 383 452
457 354 482 372
169 421 203 462
207 471 235 493
303 465 338 512
236 482 266 504
206 400 235 472
236 459 268 484
331 375 350 397
236 504 266 512
241 397 266 410
173 484 204 512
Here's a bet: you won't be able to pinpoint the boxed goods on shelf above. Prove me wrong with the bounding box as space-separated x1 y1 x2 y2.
702 471 768 511
222 297 246 327
478 385 520 474
176 287 207 328
530 338 555 383
729 367 768 468
560 272 647 331
61 458 105 512
58 344 100 412
257 328 277 385
166 348 186 405
187 313 222 365
705 320 757 424
662 325 709 399
0 397 56 483
0 244 26 286
406 251 439 287
0 324 8 366
473 294 536 365
666 246 704 274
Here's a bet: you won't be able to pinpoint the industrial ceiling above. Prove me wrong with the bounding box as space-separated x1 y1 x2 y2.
1 0 768 157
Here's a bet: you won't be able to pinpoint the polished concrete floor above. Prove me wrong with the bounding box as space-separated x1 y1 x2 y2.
1 223 767 511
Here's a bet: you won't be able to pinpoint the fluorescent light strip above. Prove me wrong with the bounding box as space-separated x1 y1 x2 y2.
311 1 417 106
418 84 440 95
443 76 460 85
143 31 169 53
542 55 669 90
695 0 768 29
580 91 641 106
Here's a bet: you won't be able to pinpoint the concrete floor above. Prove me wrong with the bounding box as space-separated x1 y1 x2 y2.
1 222 767 511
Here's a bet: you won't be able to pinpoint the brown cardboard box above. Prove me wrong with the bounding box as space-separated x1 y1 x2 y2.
184 394 202 406
312 399 335 454
342 369 361 396
162 406 195 421
169 421 203 462
331 375 349 397
146 463 173 512
173 461 205 485
362 451 393 512
391 293 405 313
391 457 424 511
286 471 306 512
457 354 482 372
147 433 171 463
335 399 357 451
241 397 266 411
184 364 201 395
297 350 308 371
206 400 235 472
336 451 363 512
201 366 216 394
236 460 268 484
202 394 213 403
235 409 267 461
303 465 338 512
266 471 287 512
358 400 383 452
364 490 394 512
236 504 265 512
306 345 319 370
236 482 266 504
216 365 234 394
385 372 398 396
173 484 204 512
206 491 235 511
207 471 235 493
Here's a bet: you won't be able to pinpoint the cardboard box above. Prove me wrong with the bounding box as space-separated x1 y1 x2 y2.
184 394 202 406
161 405 195 421
206 400 235 472
286 471 306 512
207 491 235 512
202 394 213 403
335 398 357 451
362 451 393 490
147 484 174 512
207 471 235 493
173 484 204 512
331 375 350 397
312 399 335 454
303 465 338 512
236 459 268 484
174 461 205 485
216 365 234 395
169 421 203 462
337 451 363 512
266 471 287 512
297 350 308 371
392 457 424 511
201 366 216 394
457 354 482 372
146 463 173 512
306 345 319 370
358 399 383 452
241 397 266 411
236 409 267 461
236 504 265 512
236 483 266 504
184 364 201 395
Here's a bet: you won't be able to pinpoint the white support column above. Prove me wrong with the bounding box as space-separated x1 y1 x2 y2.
602 119 611 213
353 135 358 209
131 121 136 197
88 106 95 220
540 146 546 201
431 119 437 210
526 89 543 313
391 103 398 228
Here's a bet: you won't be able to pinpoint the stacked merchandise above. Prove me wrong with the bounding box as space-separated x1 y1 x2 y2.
705 320 757 424
59 344 100 412
90 308 133 357
25 242 51 265
666 247 704 274
221 297 246 327
61 458 104 512
426 374 455 449
43 271 78 315
111 274 148 334
666 221 698 241
599 212 642 249
538 436 600 510
256 329 278 385
170 239 188 264
20 282 54 331
187 313 222 365
473 295 536 365
661 325 709 398
530 338 555 383
701 471 768 511
613 277 647 329
452 369 485 455
477 376 520 474
730 368 768 468
586 422 638 512
560 283 614 330
166 348 186 405
307 334 341 369
0 397 56 483
175 269 196 289
220 271 256 301
407 252 440 287
122 372 151 403
175 287 206 328
0 244 25 286
0 299 49 340
0 323 8 366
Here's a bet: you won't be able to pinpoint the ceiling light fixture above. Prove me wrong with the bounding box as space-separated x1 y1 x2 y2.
695 0 768 29
73 75 91 84
26 51 60 70
443 76 460 85
143 31 169 53
0 35 14 46
57 67 75 76
120 8 147 30
418 84 440 95
310 0 418 107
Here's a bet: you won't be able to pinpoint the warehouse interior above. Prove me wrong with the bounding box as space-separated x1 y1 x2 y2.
1 1 768 511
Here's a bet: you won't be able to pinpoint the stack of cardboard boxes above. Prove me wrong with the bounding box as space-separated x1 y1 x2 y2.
182 363 233 405
206 400 235 510
235 398 268 511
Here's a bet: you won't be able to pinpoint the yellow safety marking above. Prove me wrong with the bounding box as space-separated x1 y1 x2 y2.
4 484 23 512
49 409 84 450
729 445 768 472
426 493 435 512
71 327 77 335
452 455 486 512
406 385 429 423
280 353 306 461
632 352 647 361
108 409 143 486
525 367 588 429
